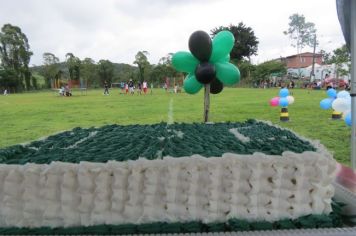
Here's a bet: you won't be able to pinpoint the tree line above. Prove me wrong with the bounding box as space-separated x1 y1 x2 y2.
1 15 349 93
0 22 263 92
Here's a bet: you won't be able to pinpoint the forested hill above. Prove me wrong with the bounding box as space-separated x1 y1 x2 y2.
30 62 139 88
30 62 137 78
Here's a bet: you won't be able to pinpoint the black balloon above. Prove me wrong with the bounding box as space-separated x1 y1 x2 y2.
188 31 212 62
195 62 216 84
210 78 223 94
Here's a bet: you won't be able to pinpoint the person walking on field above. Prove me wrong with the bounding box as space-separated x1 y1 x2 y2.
128 79 134 95
137 82 142 95
125 82 129 94
104 81 109 95
143 80 148 94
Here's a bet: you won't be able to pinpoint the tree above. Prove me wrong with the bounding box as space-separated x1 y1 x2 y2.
237 59 255 84
0 24 33 91
211 22 259 62
284 14 316 51
97 59 114 85
284 14 317 78
0 67 21 92
80 57 97 87
252 61 286 83
150 53 180 85
115 64 138 84
65 53 81 81
133 51 150 82
42 52 60 88
319 49 332 64
330 45 351 79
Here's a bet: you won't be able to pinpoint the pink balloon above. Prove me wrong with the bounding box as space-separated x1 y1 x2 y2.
270 97 280 107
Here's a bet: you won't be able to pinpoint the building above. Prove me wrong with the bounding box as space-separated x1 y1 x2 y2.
283 52 323 68
272 52 350 82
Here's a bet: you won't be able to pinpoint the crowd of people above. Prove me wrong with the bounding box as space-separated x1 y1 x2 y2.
101 79 152 95
255 75 350 91
103 79 181 95
255 80 295 89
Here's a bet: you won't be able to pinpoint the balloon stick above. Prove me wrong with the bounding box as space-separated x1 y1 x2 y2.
204 84 210 122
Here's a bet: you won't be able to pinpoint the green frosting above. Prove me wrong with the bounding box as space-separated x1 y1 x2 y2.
181 221 204 233
0 213 343 235
0 120 316 164
250 221 274 230
228 219 251 231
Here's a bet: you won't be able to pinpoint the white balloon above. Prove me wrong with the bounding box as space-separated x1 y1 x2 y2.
332 98 350 112
337 90 350 99
286 96 295 105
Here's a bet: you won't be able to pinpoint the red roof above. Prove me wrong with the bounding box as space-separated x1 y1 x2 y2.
285 52 322 58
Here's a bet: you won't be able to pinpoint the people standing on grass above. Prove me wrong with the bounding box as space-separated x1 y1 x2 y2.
104 81 109 95
59 87 64 96
120 82 125 94
3 89 8 96
128 79 134 95
137 82 142 95
125 82 129 94
143 80 148 94
150 83 154 95
65 84 72 96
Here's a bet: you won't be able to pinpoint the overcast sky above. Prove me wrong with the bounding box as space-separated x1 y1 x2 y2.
0 0 346 66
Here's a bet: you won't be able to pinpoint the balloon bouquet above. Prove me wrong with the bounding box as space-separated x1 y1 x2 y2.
172 30 240 122
269 88 295 122
320 88 352 126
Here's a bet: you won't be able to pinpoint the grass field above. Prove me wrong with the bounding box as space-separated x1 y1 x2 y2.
0 88 352 166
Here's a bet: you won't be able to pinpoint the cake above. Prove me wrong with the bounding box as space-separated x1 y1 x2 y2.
0 120 341 234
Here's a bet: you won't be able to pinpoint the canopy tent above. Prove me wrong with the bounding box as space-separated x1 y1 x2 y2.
337 0 356 170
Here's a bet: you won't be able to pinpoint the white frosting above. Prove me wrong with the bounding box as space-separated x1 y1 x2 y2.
229 128 251 143
0 152 336 228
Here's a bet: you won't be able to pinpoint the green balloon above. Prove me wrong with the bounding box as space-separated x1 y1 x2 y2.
172 51 199 73
210 31 234 63
222 54 230 62
183 74 203 94
215 62 240 85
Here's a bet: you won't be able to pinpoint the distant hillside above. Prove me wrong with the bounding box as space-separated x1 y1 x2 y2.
31 62 137 73
30 62 138 82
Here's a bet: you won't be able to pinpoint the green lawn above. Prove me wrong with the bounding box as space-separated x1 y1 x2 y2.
0 88 352 166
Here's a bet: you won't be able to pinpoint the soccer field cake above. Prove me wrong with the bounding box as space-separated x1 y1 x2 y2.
0 120 340 234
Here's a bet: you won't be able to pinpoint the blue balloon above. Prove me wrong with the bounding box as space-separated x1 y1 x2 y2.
279 88 289 97
320 98 333 110
327 88 337 98
345 113 352 126
279 97 289 107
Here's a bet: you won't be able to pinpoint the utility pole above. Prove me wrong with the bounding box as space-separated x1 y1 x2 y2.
351 0 356 170
310 34 317 81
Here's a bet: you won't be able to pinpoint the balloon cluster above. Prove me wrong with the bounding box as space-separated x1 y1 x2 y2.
320 89 352 126
172 30 240 94
269 88 295 107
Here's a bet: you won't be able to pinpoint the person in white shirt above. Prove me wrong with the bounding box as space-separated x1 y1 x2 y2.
143 81 148 94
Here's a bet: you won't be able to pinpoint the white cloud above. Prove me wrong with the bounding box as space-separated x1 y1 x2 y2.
0 0 345 66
